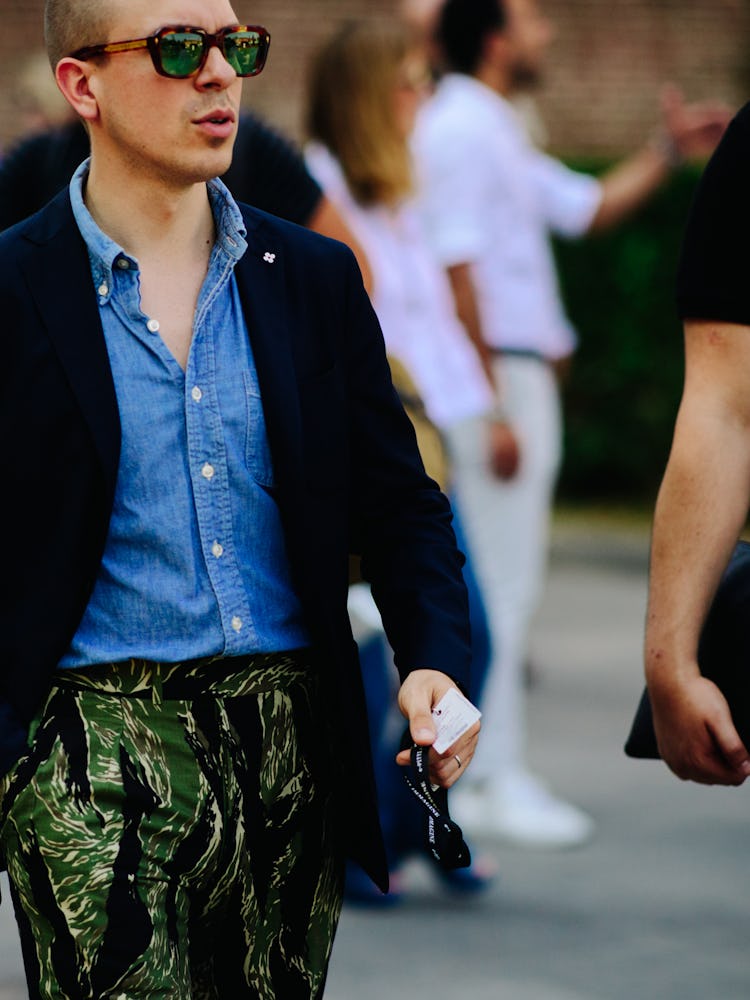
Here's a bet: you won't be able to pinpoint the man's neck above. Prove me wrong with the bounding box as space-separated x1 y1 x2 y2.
84 156 216 261
473 62 514 98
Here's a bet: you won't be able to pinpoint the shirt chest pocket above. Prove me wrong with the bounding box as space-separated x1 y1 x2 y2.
242 370 275 488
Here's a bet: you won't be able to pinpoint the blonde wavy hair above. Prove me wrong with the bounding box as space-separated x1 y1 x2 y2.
306 20 415 208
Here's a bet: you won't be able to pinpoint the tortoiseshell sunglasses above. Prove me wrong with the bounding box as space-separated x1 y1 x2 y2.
71 25 270 79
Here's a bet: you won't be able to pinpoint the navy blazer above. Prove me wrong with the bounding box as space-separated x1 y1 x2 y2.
0 191 471 889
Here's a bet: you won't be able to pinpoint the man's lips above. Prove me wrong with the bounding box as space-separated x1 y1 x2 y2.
192 109 237 140
193 109 237 126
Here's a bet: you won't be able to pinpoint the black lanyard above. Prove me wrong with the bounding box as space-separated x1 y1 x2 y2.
402 743 471 870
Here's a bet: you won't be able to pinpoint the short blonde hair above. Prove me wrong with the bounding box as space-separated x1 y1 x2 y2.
44 0 115 69
306 21 414 208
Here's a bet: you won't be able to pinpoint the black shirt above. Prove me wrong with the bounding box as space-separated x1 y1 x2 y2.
0 112 323 231
677 101 750 325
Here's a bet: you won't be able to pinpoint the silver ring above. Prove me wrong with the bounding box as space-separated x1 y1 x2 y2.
454 754 462 769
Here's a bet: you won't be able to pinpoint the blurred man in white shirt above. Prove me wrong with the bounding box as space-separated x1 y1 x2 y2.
414 0 730 847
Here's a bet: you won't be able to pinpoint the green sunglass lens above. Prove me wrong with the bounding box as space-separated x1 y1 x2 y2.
224 31 263 76
159 32 205 77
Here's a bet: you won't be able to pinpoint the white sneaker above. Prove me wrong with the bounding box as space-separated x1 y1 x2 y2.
451 773 594 849
347 583 383 643
449 784 491 831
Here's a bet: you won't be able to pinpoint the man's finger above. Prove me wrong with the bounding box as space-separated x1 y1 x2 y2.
659 82 683 116
711 721 750 778
409 709 436 746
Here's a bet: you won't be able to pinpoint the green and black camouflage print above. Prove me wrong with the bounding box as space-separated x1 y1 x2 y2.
0 653 344 999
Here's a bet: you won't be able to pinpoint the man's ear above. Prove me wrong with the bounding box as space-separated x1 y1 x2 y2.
55 58 99 123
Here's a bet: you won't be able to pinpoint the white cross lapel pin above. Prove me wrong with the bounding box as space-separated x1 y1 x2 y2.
263 252 276 264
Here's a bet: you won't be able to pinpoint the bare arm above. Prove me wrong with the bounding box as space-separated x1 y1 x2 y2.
589 146 672 233
645 319 750 784
447 262 495 387
589 86 731 234
306 194 373 295
446 262 520 480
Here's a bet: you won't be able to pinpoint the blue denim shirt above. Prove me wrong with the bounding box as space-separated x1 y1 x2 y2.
60 161 309 666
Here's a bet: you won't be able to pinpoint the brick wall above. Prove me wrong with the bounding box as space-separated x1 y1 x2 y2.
540 0 750 155
1 0 748 157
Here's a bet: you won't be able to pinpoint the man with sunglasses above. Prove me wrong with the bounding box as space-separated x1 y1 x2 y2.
0 1 477 996
0 104 373 291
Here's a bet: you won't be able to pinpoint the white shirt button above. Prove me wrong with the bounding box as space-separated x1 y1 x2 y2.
231 616 243 633
147 318 160 333
98 283 109 297
191 386 203 403
201 463 215 480
212 541 224 558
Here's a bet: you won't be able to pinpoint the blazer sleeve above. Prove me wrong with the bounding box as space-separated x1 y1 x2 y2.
340 252 472 691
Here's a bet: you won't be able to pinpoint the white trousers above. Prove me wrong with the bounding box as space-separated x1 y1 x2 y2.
445 355 562 788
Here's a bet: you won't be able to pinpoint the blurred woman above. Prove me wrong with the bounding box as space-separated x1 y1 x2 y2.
305 20 497 903
306 21 490 437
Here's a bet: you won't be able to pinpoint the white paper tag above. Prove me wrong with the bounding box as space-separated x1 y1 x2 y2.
431 688 481 753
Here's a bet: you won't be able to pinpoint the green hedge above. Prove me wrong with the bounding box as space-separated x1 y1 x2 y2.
553 162 702 503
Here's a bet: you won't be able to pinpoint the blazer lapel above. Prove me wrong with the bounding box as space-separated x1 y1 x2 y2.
234 214 304 499
19 195 121 496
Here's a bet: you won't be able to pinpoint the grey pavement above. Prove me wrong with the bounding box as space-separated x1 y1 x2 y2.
2 521 749 998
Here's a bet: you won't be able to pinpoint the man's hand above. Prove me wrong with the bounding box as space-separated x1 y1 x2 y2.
395 669 480 789
660 83 731 161
649 671 750 786
487 419 521 480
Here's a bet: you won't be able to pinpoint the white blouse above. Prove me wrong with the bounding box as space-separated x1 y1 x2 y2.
305 142 493 430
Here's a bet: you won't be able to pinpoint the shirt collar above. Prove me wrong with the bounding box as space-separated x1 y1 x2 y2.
206 176 248 261
69 158 248 304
